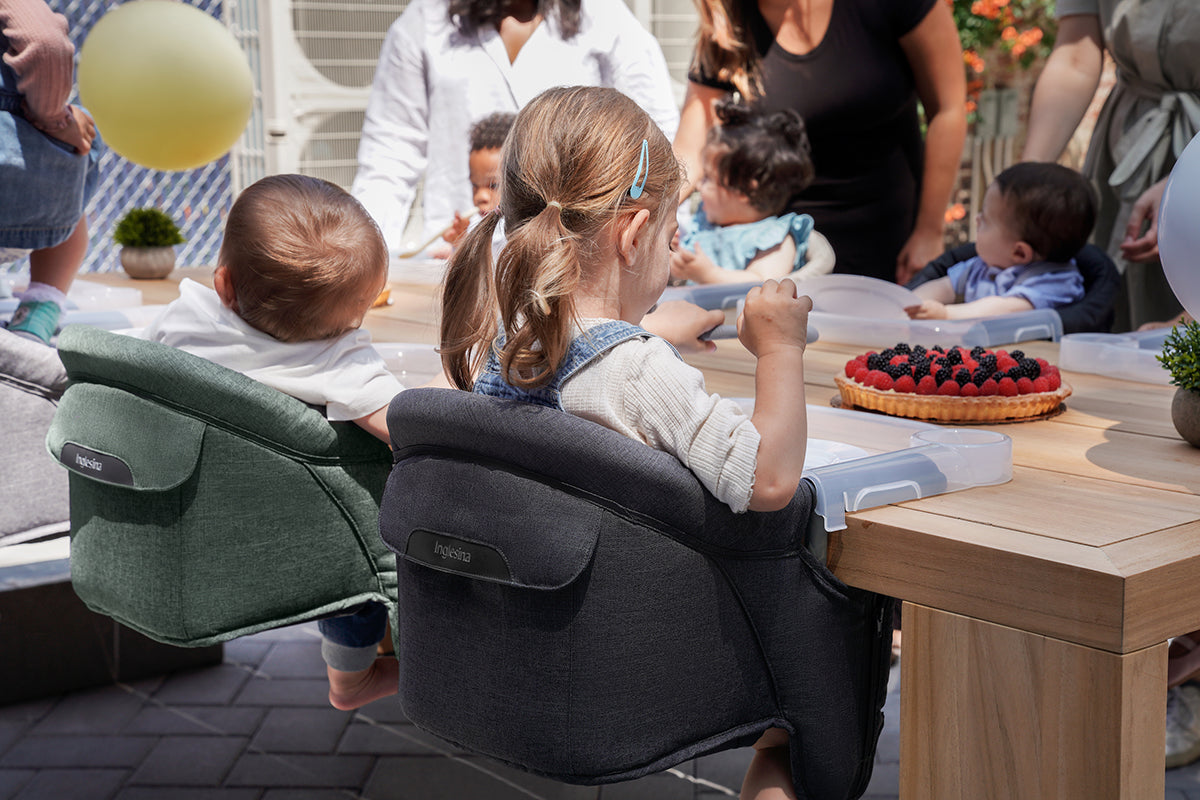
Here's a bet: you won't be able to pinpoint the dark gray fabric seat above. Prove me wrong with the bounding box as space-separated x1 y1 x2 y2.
380 388 892 800
45 326 397 647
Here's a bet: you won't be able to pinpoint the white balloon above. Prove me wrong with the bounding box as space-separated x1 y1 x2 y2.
1159 131 1200 320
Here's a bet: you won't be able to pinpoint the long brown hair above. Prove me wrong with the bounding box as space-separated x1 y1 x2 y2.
440 86 682 391
691 0 761 100
449 0 581 39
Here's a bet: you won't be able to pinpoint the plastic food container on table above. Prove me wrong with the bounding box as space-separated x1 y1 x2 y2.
1058 330 1170 385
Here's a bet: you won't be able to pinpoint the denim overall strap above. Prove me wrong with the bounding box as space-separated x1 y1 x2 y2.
0 92 20 114
474 320 672 410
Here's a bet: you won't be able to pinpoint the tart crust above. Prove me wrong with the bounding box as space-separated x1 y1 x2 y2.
834 374 1072 422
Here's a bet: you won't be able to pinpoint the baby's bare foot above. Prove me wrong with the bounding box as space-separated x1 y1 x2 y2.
328 657 399 710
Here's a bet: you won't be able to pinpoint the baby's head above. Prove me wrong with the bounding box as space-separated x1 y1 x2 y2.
216 174 388 343
468 112 516 215
977 162 1096 268
699 101 814 225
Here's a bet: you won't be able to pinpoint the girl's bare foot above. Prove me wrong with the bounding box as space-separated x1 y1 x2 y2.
328 657 399 710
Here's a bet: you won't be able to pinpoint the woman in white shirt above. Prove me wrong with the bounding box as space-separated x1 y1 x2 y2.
350 0 680 253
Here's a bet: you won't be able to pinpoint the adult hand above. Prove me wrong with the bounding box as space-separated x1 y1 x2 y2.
641 300 725 354
737 279 811 357
895 228 943 285
1120 178 1167 263
40 105 96 155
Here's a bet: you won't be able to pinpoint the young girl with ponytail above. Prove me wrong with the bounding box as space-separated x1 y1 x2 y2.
440 84 813 798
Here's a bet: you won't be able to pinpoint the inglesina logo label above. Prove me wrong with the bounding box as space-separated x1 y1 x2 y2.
75 452 103 472
433 540 472 564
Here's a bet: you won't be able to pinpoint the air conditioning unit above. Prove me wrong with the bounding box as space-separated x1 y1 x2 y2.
229 0 406 193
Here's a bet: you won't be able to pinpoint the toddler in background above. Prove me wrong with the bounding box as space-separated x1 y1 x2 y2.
1 0 101 344
670 100 834 284
907 162 1095 320
441 111 516 249
442 85 811 800
142 174 403 710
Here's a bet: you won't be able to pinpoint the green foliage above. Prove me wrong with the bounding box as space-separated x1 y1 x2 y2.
1158 322 1200 391
113 208 185 248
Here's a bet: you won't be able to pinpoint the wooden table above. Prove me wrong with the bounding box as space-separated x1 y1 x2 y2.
89 268 1199 798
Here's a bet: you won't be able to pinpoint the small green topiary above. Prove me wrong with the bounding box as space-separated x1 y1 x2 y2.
1158 321 1200 391
113 208 185 248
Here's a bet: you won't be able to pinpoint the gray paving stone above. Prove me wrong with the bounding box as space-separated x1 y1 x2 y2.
261 791 361 800
29 686 144 735
129 736 249 786
364 756 596 800
0 724 24 756
0 700 53 728
223 640 272 670
224 753 373 789
336 719 471 757
11 768 126 800
249 708 352 754
595 771 694 799
152 666 253 707
693 747 750 793
1 736 154 769
234 678 330 708
0 769 33 800
115 790 261 800
255 643 327 681
239 625 321 644
123 706 266 737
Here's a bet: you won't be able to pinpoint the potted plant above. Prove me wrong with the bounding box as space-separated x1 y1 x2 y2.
113 208 185 279
1158 321 1200 446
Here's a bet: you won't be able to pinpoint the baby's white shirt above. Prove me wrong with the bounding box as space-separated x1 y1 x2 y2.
141 279 404 422
560 324 761 513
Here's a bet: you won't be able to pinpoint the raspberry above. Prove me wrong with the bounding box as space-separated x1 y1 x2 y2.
916 375 938 395
998 377 1019 397
962 358 979 372
1045 371 1061 391
1035 357 1049 369
873 372 895 391
894 374 917 393
960 382 980 397
846 357 865 377
997 356 1019 372
854 366 870 384
1033 376 1050 393
979 378 999 396
1016 377 1035 394
889 354 908 366
936 380 961 396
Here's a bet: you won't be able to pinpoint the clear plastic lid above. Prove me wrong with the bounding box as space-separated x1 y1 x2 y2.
1058 330 1169 385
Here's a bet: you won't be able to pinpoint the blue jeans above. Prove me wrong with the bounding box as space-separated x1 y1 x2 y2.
318 601 388 672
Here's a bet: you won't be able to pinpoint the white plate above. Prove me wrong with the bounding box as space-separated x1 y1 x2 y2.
799 274 918 320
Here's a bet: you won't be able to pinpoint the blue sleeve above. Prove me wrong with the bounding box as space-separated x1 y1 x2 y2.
1007 268 1086 310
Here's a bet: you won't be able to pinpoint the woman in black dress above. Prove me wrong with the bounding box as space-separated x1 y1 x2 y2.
675 0 966 284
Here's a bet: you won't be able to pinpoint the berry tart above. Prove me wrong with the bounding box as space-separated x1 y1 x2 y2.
835 344 1071 423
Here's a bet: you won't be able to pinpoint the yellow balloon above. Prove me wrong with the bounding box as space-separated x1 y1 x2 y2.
78 0 253 172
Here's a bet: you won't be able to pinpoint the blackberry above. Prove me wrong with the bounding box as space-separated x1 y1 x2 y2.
1009 349 1025 361
911 361 931 380
866 353 886 371
893 343 911 354
978 353 998 372
1016 358 1041 379
969 346 987 359
911 345 927 358
972 370 989 387
880 348 896 360
953 367 972 385
945 349 963 366
935 366 953 385
886 363 909 379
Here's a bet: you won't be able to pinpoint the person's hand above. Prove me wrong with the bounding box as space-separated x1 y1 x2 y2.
905 300 948 320
1120 178 1168 263
40 105 96 155
669 242 719 284
1138 311 1192 331
442 211 472 245
641 300 725 354
895 228 944 285
737 279 811 357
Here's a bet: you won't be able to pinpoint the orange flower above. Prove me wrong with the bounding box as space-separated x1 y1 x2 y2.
1001 26 1017 41
965 99 977 114
1019 28 1044 46
963 50 986 73
945 203 967 223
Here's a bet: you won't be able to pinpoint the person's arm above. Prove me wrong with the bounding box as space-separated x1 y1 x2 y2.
737 280 810 512
1120 177 1167 263
792 230 835 278
1021 14 1104 162
354 405 392 445
942 295 1034 319
674 80 725 203
895 0 969 284
350 6 431 253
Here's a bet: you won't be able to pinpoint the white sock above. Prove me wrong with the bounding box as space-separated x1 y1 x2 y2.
20 282 68 309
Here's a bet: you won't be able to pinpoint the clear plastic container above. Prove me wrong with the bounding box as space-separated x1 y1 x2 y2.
807 307 1062 349
0 279 143 316
1058 330 1170 385
373 342 444 387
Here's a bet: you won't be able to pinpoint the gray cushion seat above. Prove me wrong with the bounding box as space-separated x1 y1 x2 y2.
380 388 892 800
45 325 397 647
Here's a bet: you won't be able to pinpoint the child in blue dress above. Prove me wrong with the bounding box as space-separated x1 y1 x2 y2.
670 100 834 285
441 85 812 799
906 162 1095 320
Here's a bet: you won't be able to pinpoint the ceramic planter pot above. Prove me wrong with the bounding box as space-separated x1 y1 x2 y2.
120 246 176 280
1172 387 1200 447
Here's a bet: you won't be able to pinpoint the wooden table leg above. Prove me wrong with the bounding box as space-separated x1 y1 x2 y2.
899 602 1167 799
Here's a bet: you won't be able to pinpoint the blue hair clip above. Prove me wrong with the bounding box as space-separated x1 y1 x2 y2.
629 139 649 199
